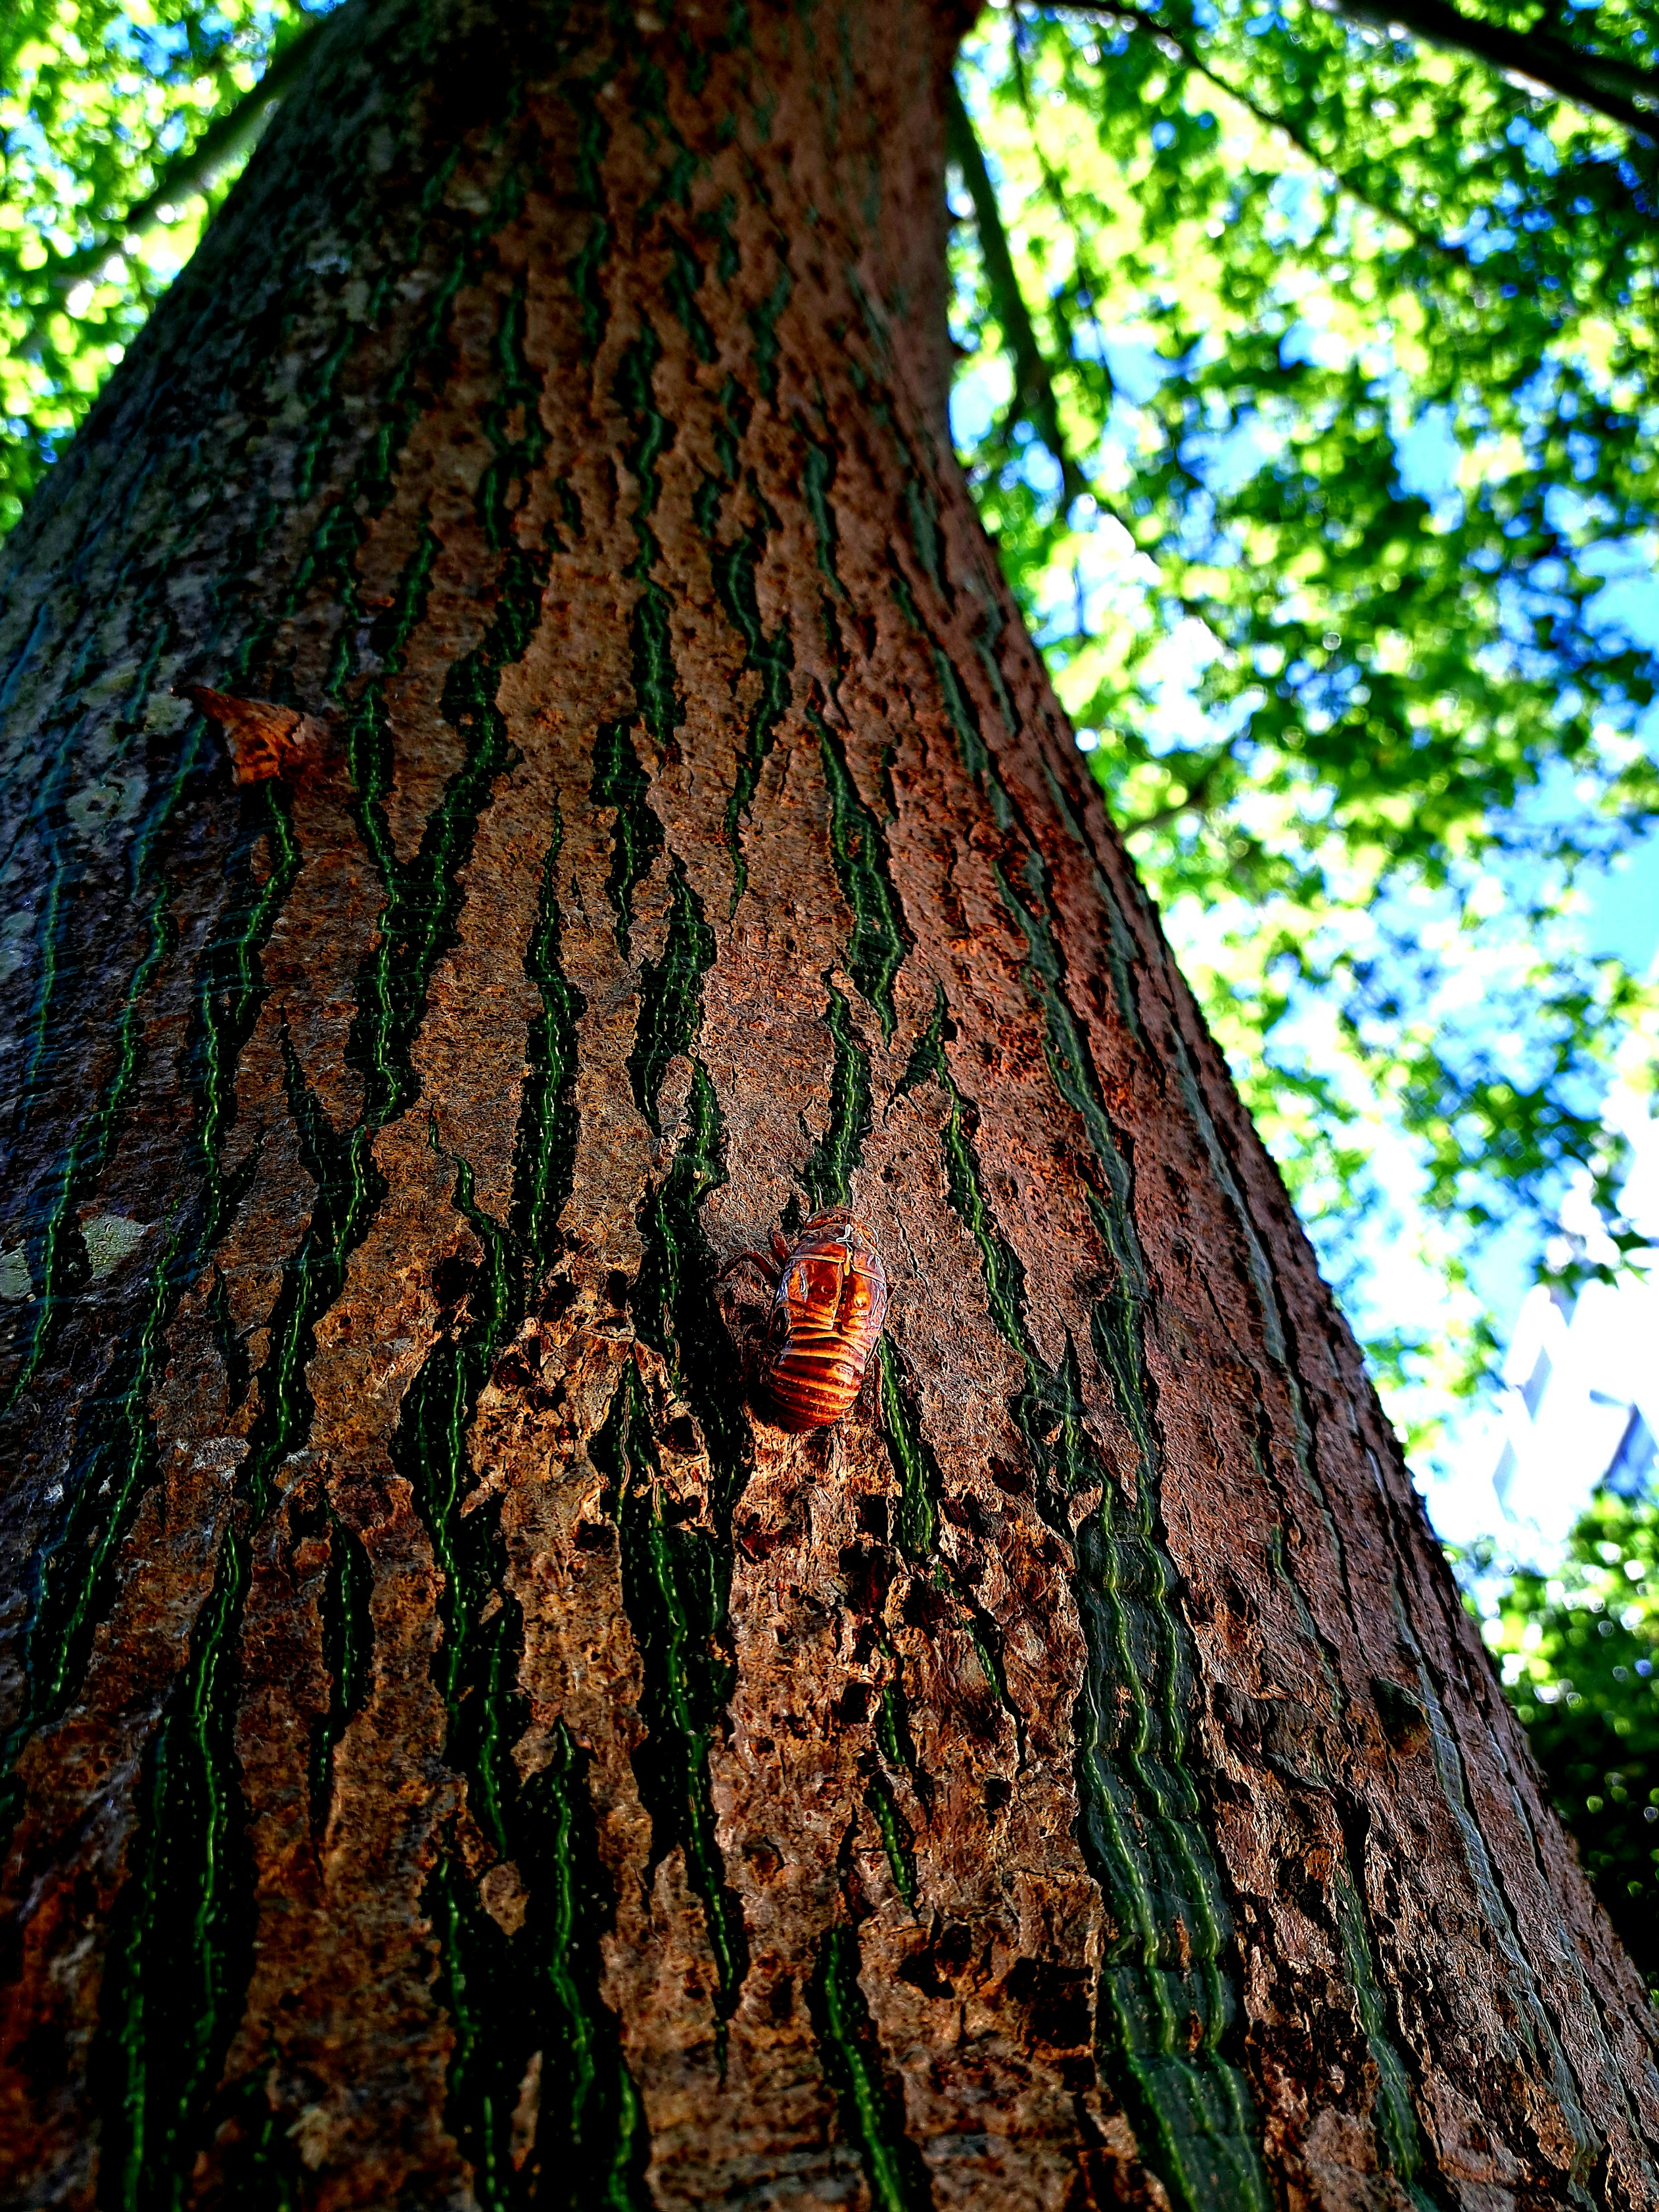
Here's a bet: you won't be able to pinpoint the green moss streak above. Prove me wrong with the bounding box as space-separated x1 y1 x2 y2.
93 1512 260 2212
1056 693 1441 2193
591 1362 750 2044
875 1331 1023 1764
428 1723 652 2212
605 809 759 2042
289 150 509 701
627 858 716 1139
808 1926 934 2212
91 245 558 2198
3 98 478 1453
478 276 549 554
8 725 205 1408
1330 1852 1442 2212
589 720 664 960
9 131 535 1847
698 192 741 285
702 447 795 912
612 324 684 751
398 786 628 2202
347 290 642 2200
511 798 587 1281
0 781 298 1857
746 269 794 400
307 1505 375 1840
93 1023 360 2204
800 983 871 1214
896 991 1267 2212
661 227 718 363
569 217 613 360
811 707 907 1043
877 1338 935 1560
799 426 845 598
207 2068 307 2211
203 1265 251 1415
866 1773 918 1911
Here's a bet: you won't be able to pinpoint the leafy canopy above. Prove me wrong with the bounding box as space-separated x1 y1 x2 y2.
1478 1489 1659 1989
1 0 1656 1461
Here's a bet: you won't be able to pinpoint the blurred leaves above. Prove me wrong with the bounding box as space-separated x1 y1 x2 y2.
0 0 325 531
1479 1490 1659 1987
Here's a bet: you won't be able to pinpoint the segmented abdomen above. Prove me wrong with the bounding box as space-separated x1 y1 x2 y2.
755 1209 887 1432
763 1329 870 1431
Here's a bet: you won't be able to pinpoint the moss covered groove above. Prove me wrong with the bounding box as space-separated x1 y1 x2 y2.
559 59 615 359
591 1362 750 2047
704 479 795 913
512 798 588 1282
3 106 546 1875
875 1328 1024 1770
89 249 563 2197
882 519 1269 2207
429 1723 653 2212
627 858 716 1138
810 706 907 1043
307 1501 375 1840
6 727 202 1409
956 559 1444 2202
896 1010 1265 2212
808 1926 934 2211
800 982 872 1216
0 782 300 1859
369 296 645 2202
206 2064 308 2210
0 39 504 1435
746 268 794 402
386 772 637 2204
605 912 756 2040
613 324 684 750
92 1021 364 2212
93 1495 261 2211
590 720 664 960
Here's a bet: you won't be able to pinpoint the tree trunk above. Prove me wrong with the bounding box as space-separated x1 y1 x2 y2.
0 2 1653 2206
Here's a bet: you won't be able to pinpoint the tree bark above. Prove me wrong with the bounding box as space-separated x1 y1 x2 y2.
0 1 1654 2207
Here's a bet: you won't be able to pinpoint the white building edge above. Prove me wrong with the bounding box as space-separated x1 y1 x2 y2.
1488 1104 1659 1555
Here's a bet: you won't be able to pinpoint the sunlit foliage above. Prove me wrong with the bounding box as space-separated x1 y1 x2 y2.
1480 1488 1659 1988
0 0 321 531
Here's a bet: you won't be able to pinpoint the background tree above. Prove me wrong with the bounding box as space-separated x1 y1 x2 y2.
1481 1488 1659 1993
1 1 1658 2209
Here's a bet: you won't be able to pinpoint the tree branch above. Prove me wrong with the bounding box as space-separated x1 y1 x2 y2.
48 12 330 292
1330 0 1659 143
945 72 1087 504
1042 0 1658 143
1040 0 1460 254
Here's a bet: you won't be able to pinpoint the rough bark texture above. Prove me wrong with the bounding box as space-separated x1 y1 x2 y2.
0 3 1655 2208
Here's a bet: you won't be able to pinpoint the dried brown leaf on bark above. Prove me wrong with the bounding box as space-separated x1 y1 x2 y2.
180 683 327 784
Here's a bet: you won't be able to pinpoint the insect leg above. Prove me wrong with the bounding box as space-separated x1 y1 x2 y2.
717 1248 781 1290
